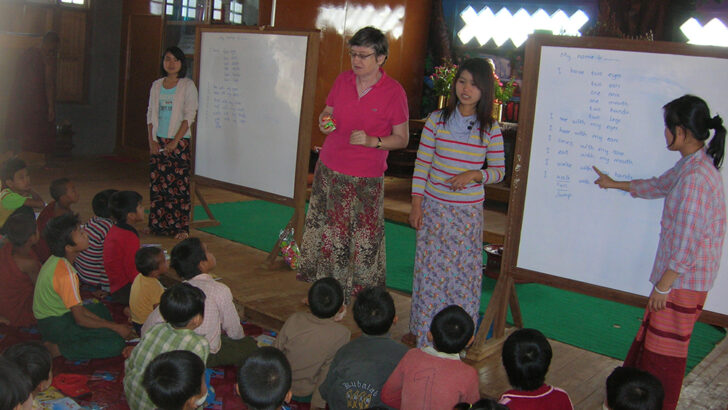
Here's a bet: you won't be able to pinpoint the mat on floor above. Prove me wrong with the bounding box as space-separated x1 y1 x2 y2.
193 200 725 373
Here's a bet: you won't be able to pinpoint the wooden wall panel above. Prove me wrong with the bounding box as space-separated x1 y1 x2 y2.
57 8 88 102
115 0 163 156
118 14 163 153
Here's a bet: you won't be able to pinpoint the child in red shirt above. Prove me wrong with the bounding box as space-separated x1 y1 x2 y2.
103 191 144 305
0 207 41 326
381 305 480 410
34 178 79 261
498 328 573 410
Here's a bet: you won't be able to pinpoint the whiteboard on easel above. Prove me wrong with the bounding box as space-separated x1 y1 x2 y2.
509 35 728 323
194 30 310 200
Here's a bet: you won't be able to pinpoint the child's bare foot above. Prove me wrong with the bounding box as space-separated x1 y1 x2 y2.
122 345 135 359
400 332 417 347
91 290 108 300
44 341 61 358
333 305 347 322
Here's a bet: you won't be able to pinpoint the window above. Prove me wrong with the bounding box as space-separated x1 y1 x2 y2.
212 0 245 25
455 2 596 48
681 17 728 47
58 0 88 6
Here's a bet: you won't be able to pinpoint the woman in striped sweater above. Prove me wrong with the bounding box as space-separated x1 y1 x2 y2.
408 59 506 348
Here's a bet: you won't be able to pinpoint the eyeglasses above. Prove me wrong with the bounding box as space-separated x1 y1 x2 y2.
349 51 376 60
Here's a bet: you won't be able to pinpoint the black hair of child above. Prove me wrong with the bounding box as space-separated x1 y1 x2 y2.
136 246 164 276
2 341 52 391
170 237 207 280
0 158 26 188
92 189 118 218
109 190 142 223
0 356 34 410
457 398 509 410
308 277 344 319
143 350 205 410
430 305 474 354
1 206 36 246
49 178 70 202
44 213 81 258
353 286 395 336
237 346 292 410
159 283 206 328
606 366 664 410
501 328 552 391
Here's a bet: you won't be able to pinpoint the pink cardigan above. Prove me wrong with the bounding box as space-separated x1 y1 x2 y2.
146 77 198 139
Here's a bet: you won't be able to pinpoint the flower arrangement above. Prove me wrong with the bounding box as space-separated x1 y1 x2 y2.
431 59 457 97
494 73 516 104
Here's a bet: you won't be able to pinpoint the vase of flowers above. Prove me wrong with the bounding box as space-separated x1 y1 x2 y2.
431 59 457 109
493 73 516 121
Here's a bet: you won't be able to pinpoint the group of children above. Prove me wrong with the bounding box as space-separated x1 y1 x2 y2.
0 156 667 410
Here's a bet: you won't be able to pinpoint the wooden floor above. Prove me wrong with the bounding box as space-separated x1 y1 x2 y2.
23 154 728 409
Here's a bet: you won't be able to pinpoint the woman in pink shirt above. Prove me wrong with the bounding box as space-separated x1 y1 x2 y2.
594 95 726 409
297 27 409 307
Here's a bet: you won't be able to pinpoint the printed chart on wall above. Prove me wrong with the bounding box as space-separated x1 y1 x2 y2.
517 44 728 316
194 31 309 200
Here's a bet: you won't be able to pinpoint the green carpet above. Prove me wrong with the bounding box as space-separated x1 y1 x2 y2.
194 200 725 373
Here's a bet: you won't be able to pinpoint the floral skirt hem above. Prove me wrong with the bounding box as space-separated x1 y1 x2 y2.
297 162 386 304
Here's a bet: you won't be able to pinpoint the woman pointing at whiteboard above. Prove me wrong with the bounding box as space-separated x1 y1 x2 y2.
146 46 198 240
594 95 726 409
298 27 409 308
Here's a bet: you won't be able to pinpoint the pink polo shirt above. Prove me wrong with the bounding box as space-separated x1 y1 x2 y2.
318 69 408 178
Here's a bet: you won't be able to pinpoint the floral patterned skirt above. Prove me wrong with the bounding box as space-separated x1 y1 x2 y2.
409 197 483 348
297 162 386 304
148 137 191 236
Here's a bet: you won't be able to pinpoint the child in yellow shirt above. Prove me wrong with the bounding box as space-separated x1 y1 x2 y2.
129 246 167 332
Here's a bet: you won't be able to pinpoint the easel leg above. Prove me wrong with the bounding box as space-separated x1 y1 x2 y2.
261 215 297 270
189 182 221 228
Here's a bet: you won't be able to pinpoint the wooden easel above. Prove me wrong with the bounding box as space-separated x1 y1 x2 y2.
466 263 523 361
189 27 319 270
189 182 221 228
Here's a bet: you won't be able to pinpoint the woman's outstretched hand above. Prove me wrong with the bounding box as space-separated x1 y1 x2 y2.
593 166 614 189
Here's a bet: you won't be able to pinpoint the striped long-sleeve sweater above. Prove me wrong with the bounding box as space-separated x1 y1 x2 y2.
412 109 505 204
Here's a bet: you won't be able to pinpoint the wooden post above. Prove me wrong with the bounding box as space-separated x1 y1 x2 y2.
189 181 221 228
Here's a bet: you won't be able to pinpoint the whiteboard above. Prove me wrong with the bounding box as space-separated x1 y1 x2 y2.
514 38 728 319
194 30 310 200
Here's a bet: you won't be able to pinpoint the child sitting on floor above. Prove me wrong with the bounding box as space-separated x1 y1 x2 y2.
103 190 143 305
143 350 208 410
381 305 480 409
125 283 209 410
0 158 44 227
0 356 34 410
274 278 351 409
33 213 133 360
34 177 80 262
237 347 293 410
129 246 167 333
74 189 117 292
2 341 53 402
605 366 664 410
319 286 408 410
498 328 573 410
142 237 258 367
0 207 41 326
